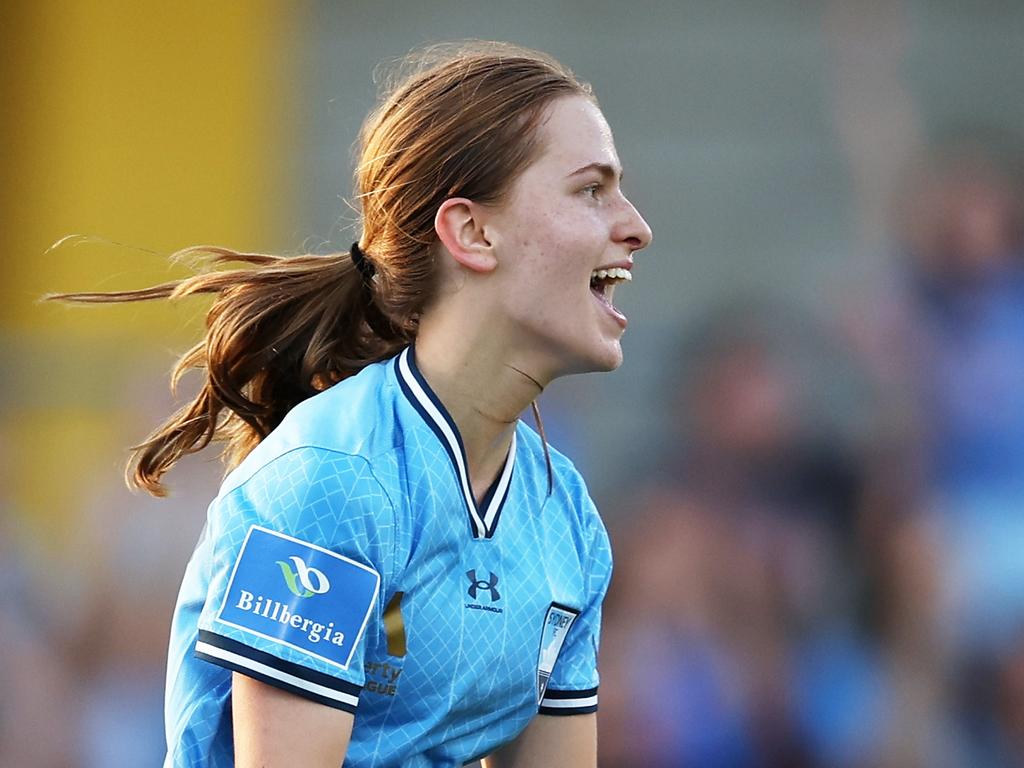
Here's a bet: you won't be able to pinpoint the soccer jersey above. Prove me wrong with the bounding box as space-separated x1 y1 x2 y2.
163 346 612 768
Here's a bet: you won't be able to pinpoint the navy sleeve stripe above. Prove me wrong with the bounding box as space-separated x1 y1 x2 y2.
195 630 362 705
541 686 598 701
195 647 358 714
538 686 598 716
538 703 599 716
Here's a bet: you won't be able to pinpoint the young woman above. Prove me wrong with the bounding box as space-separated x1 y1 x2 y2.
56 43 651 767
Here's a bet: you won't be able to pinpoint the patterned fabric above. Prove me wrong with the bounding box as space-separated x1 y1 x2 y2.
163 347 611 768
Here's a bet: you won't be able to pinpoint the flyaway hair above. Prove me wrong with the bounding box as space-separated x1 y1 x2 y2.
47 42 589 495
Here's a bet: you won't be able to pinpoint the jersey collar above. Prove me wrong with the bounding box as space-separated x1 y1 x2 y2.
395 346 516 539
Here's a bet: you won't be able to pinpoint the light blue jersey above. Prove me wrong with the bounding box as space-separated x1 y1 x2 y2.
164 346 612 767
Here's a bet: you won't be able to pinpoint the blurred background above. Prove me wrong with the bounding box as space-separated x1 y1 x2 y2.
4 1 1024 765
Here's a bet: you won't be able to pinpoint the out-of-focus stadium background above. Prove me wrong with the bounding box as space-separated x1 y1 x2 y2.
5 1 1024 765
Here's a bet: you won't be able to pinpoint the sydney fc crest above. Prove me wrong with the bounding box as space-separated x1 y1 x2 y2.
536 603 580 703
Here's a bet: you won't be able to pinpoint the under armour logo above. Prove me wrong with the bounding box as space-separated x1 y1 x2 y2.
466 570 501 602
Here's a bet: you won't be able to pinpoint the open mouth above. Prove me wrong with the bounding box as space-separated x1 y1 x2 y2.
589 266 632 309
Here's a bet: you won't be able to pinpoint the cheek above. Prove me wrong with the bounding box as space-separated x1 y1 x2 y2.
519 211 600 285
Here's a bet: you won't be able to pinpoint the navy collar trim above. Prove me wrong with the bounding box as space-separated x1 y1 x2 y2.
394 346 516 539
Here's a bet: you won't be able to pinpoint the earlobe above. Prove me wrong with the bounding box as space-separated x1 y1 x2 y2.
435 198 498 273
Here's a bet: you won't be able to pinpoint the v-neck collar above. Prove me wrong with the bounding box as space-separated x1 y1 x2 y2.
394 346 517 539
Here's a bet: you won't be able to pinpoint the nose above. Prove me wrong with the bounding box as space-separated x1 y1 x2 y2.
616 196 653 252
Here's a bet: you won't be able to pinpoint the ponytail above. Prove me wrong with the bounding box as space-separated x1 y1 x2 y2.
48 43 591 496
47 246 409 496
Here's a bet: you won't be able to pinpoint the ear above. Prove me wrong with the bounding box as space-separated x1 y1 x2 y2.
434 198 498 273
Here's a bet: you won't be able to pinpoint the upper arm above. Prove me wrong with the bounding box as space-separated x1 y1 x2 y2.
233 673 354 767
193 449 395 746
483 714 597 768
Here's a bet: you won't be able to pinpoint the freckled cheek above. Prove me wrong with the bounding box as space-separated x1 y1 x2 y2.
512 208 601 294
529 220 594 280
524 246 585 293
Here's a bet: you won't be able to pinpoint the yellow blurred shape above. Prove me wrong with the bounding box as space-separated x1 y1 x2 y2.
1 0 299 544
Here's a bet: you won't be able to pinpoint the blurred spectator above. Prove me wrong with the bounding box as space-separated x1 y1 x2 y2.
841 137 1024 766
603 139 1024 768
62 375 219 768
600 306 882 767
888 140 1024 501
0 438 77 768
0 371 220 767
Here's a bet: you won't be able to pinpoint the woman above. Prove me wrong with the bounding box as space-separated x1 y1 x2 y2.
55 42 651 767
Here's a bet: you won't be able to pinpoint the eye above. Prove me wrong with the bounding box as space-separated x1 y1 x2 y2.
581 182 602 199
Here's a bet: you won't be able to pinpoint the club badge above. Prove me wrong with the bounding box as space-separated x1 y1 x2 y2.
536 602 580 704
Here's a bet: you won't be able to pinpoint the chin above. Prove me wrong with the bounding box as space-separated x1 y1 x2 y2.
597 350 624 372
572 340 624 375
534 333 624 380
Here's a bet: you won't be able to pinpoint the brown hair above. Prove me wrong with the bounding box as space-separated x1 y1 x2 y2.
48 42 591 496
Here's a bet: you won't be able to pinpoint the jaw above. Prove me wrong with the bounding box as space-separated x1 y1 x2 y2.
476 275 631 382
501 311 625 383
586 331 625 373
545 284 629 375
549 297 627 377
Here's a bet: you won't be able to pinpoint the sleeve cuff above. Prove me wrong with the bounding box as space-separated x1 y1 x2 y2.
195 629 361 713
538 686 598 716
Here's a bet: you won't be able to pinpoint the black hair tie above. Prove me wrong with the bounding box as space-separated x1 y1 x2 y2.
350 240 395 337
350 241 376 283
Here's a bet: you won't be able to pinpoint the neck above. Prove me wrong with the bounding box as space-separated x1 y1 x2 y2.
413 324 545 500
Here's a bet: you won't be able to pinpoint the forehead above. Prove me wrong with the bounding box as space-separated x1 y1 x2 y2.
531 96 620 173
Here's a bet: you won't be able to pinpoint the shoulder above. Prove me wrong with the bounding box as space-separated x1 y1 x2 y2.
211 360 404 534
224 360 400 491
517 423 607 542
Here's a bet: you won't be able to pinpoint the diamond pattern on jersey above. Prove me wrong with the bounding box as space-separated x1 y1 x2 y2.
346 415 609 767
166 446 396 767
164 354 611 768
199 448 394 676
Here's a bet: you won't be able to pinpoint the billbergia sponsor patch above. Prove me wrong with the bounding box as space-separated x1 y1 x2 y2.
216 525 379 669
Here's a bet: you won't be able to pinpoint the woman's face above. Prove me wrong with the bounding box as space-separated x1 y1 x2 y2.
484 95 652 380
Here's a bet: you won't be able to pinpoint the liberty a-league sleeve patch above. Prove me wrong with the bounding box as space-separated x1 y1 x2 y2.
536 602 580 704
215 525 380 670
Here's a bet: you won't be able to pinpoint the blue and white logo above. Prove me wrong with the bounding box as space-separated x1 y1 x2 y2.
536 602 579 703
216 525 379 669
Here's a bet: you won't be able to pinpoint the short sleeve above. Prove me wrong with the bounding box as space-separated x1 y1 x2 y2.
538 500 612 716
194 447 395 715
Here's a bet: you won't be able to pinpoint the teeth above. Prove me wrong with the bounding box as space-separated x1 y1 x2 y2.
589 267 632 282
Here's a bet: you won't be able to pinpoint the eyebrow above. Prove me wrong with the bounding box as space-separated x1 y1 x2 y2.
566 162 623 182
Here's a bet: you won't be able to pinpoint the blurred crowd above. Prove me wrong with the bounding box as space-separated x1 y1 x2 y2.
0 422 218 766
4 142 1024 767
599 141 1024 768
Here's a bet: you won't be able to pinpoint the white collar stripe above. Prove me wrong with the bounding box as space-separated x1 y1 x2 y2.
482 430 516 530
397 350 484 536
396 348 518 539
